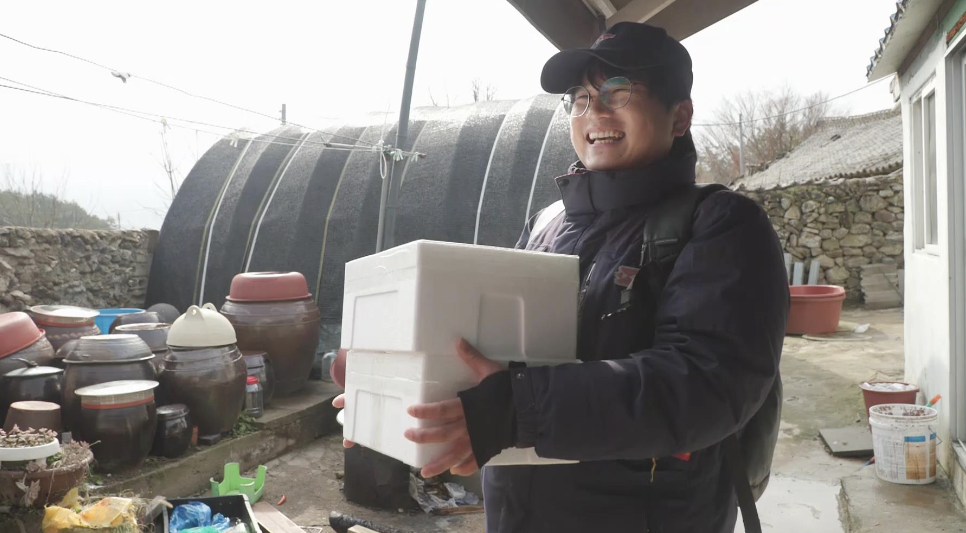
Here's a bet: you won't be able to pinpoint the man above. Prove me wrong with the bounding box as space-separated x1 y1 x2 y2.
337 22 788 533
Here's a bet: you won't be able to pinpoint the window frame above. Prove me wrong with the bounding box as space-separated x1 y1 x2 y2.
911 79 940 255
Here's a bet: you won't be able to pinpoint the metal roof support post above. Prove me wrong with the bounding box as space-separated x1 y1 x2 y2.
738 112 746 177
376 0 427 253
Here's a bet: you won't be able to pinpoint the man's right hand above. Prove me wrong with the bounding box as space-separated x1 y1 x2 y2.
332 393 355 448
332 348 355 448
331 348 348 388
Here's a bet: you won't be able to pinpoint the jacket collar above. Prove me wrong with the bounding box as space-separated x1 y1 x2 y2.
555 137 697 216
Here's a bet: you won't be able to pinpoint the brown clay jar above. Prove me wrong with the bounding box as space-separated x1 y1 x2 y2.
62 335 156 434
28 305 100 352
160 345 246 438
151 404 192 458
221 272 320 396
76 380 158 473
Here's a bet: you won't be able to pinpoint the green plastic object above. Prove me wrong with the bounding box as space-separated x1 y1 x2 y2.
210 463 267 503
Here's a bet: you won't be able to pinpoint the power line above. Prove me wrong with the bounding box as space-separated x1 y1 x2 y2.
0 31 378 148
0 77 424 159
0 79 304 144
0 82 420 162
691 75 893 128
0 32 114 71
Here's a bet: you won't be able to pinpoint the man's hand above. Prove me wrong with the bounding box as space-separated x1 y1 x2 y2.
406 339 502 478
332 393 355 448
332 348 355 448
331 348 348 389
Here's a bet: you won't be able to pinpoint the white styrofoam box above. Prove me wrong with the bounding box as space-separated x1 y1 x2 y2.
341 240 579 361
344 350 577 468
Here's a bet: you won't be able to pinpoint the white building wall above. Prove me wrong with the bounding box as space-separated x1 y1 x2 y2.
900 29 954 469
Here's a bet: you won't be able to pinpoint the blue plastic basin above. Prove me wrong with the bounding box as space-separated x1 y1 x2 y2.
94 308 144 334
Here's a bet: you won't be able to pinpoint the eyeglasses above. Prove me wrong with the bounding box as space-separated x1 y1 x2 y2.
561 77 639 118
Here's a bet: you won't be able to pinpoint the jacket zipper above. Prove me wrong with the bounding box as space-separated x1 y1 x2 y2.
577 261 596 318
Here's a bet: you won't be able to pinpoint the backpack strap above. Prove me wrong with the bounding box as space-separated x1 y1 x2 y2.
625 183 728 305
638 183 728 282
726 434 763 533
636 183 762 533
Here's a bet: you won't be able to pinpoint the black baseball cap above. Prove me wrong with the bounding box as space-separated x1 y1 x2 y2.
541 22 693 94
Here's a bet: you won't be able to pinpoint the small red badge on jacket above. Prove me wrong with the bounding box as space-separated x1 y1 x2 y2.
614 266 639 288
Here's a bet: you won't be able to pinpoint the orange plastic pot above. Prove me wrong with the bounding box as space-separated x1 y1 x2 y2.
786 285 846 335
859 381 919 426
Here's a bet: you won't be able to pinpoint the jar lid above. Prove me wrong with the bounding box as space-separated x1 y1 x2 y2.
227 272 312 302
66 334 153 362
4 363 63 378
29 305 98 327
167 304 237 348
156 403 190 420
76 380 158 409
0 313 45 359
114 323 170 352
246 375 259 385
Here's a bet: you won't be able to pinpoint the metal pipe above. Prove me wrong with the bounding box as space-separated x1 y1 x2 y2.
738 112 746 177
376 0 427 253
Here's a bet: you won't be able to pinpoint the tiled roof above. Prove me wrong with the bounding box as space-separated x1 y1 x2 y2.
867 1 908 79
733 108 902 191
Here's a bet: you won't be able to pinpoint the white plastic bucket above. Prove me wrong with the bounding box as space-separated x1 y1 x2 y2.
869 403 938 485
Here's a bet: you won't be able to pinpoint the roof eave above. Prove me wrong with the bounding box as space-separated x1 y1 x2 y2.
867 0 944 81
506 0 759 50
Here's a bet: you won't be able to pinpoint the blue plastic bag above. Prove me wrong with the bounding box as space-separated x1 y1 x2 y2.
169 502 231 533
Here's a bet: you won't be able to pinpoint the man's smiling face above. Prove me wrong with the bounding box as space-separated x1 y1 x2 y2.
569 72 693 172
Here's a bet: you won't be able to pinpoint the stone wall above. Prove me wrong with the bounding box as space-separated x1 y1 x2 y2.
0 227 157 313
738 169 904 302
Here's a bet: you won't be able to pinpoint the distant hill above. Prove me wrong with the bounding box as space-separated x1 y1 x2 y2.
0 189 115 230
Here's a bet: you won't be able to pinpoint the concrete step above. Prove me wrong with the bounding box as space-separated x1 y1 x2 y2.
861 274 899 285
842 467 966 533
863 286 902 296
863 289 903 309
860 264 899 274
861 282 899 293
863 291 902 302
93 380 342 499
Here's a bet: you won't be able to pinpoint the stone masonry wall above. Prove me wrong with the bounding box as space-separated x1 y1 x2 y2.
0 227 157 313
738 169 904 302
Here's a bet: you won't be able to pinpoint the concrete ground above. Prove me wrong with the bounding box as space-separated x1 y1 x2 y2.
739 308 907 533
255 308 966 533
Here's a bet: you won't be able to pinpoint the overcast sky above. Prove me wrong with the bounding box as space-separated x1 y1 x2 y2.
0 0 898 230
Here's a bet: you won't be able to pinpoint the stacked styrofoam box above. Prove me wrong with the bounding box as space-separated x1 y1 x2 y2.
341 240 579 468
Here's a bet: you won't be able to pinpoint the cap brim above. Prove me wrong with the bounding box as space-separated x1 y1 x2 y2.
540 48 639 94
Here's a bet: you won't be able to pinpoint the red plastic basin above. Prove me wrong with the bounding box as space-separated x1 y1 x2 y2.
227 271 311 303
786 285 846 335
0 312 45 359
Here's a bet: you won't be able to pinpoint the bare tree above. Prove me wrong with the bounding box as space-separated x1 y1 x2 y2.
695 86 834 185
471 78 498 102
428 83 454 108
140 121 185 219
159 121 179 202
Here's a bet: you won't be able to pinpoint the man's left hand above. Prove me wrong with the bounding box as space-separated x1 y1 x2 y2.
405 338 502 478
